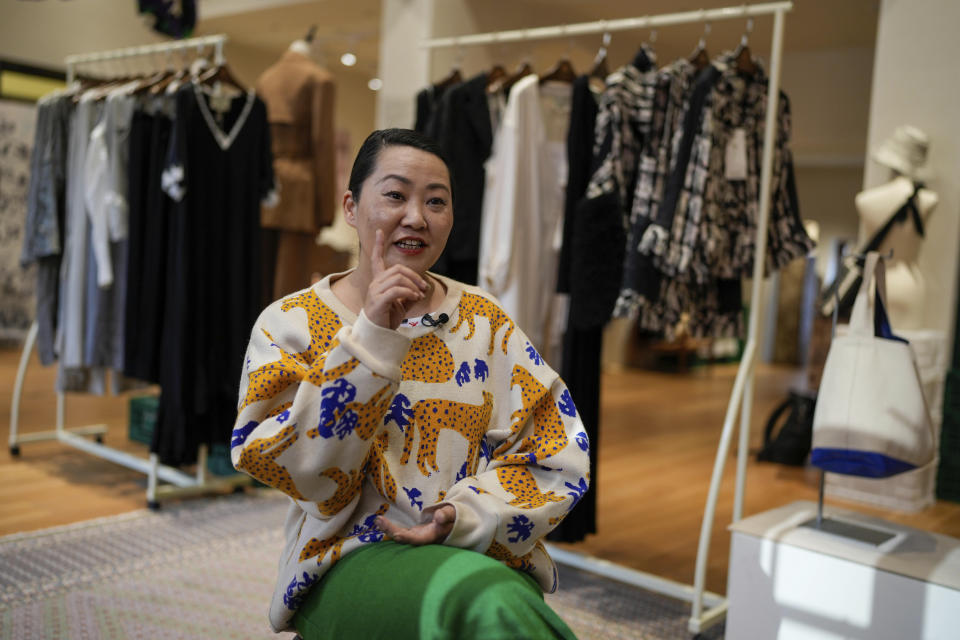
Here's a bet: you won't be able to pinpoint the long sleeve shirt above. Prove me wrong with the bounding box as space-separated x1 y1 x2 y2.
231 272 591 632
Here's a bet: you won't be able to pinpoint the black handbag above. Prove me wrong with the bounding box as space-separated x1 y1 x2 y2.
757 389 816 466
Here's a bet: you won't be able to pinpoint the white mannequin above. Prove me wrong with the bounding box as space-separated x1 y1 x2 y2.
855 126 938 329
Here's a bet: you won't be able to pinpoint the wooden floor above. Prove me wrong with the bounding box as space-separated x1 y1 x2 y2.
3 344 960 596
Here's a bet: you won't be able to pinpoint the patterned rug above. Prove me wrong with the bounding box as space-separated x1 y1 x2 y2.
0 490 723 639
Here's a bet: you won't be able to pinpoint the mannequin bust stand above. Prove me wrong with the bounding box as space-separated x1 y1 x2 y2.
854 175 938 330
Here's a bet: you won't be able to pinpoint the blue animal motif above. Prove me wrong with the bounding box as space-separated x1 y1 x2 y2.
455 461 469 482
404 486 424 511
384 393 413 432
231 420 258 448
525 452 562 472
276 409 291 424
575 431 589 452
525 342 543 365
353 513 385 543
317 378 357 438
455 361 472 387
333 409 359 440
558 389 577 417
564 478 588 510
283 571 319 610
479 439 492 464
473 359 489 382
507 515 534 543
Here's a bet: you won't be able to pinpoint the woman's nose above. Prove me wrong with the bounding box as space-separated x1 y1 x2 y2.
402 202 427 229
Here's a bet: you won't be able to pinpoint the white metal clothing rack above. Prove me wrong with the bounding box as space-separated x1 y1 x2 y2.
10 33 250 509
422 2 792 633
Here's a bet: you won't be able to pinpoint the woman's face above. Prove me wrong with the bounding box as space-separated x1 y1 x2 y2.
344 145 453 276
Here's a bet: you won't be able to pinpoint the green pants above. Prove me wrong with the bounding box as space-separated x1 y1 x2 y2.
293 541 578 640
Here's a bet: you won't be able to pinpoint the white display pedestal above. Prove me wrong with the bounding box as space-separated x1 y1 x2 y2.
727 501 960 640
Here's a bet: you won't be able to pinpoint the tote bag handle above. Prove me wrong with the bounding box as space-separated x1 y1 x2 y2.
848 251 888 338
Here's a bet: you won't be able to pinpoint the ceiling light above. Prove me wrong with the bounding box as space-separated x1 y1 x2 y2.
340 52 357 67
368 77 382 91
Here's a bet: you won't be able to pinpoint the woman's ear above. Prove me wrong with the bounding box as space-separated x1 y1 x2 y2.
343 191 358 229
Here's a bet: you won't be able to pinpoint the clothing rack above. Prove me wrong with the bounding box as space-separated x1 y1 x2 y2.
9 33 251 509
422 2 792 633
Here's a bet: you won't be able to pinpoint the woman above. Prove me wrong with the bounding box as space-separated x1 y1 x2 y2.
232 128 588 639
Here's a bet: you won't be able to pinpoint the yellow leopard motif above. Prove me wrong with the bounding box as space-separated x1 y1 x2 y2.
235 425 306 500
239 329 347 415
401 391 494 477
238 329 307 413
486 539 537 573
493 366 568 463
401 334 455 383
495 466 565 509
367 431 398 502
315 466 364 516
299 503 390 563
280 290 343 365
449 292 515 355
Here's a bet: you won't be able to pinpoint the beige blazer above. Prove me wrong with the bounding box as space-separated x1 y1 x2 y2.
256 50 336 233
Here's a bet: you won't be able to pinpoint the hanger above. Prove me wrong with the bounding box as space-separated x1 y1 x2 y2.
589 30 611 81
131 50 173 95
197 46 247 94
733 17 757 75
540 58 576 85
485 63 507 90
689 21 711 71
434 66 463 91
147 48 191 95
541 25 577 85
498 58 535 95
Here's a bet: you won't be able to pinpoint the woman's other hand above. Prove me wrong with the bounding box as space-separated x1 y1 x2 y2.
375 504 455 545
364 229 429 329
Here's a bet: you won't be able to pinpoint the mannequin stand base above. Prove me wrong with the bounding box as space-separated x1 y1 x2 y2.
798 516 898 546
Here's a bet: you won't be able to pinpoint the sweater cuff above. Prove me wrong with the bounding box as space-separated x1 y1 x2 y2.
336 310 410 381
434 499 493 553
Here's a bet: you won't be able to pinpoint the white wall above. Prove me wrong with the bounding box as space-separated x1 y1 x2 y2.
781 47 875 281
376 0 436 128
0 1 167 69
862 0 960 340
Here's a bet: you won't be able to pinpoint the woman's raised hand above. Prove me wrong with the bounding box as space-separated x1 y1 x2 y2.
363 229 429 329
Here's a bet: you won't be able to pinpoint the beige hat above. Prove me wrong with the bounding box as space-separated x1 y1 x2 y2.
872 125 930 179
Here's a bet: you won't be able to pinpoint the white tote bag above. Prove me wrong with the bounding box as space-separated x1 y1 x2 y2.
810 251 935 478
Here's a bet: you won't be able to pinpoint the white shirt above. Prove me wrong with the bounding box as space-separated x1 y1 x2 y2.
478 75 572 364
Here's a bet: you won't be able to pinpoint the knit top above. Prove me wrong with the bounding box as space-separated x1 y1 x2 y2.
231 271 591 631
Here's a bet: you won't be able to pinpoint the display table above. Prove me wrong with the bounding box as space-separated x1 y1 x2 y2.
726 501 960 639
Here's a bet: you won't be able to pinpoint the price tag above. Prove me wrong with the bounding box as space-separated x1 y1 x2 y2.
725 128 748 180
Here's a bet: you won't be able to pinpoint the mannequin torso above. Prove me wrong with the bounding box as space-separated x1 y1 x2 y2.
854 175 938 329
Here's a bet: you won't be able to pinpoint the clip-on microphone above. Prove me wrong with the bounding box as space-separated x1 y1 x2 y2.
421 312 449 327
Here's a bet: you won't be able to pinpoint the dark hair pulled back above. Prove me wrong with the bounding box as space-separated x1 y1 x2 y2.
347 128 454 204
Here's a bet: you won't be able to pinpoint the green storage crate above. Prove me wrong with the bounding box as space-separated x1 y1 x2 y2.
207 442 237 476
129 395 159 445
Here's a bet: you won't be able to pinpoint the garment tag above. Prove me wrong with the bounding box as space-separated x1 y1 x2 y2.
208 87 232 115
725 128 748 180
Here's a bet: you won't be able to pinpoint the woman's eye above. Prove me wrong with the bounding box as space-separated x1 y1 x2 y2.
427 197 447 207
384 191 404 201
